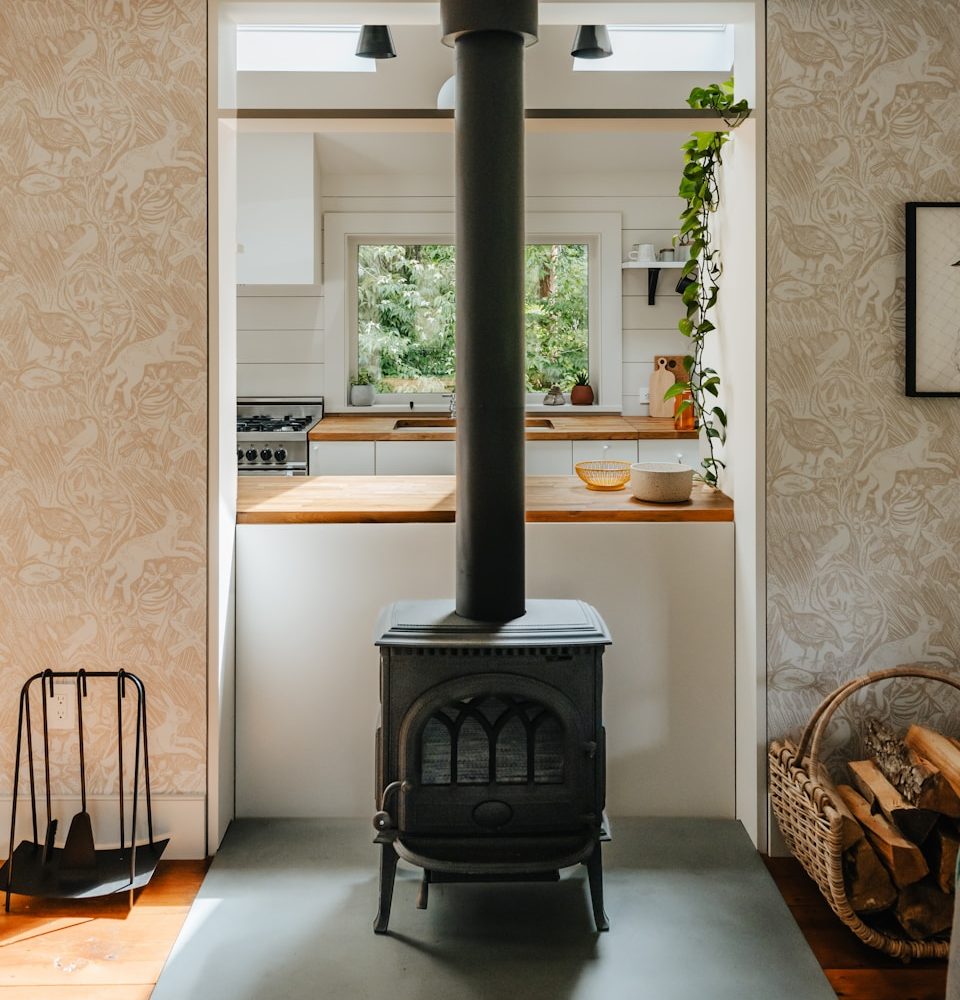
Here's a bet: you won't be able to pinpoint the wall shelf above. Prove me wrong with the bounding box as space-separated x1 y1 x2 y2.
622 260 690 305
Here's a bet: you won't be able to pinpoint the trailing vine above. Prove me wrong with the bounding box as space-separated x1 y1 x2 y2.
666 80 749 488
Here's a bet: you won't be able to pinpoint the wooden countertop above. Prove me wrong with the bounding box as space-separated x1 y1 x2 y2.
308 414 697 442
237 476 733 524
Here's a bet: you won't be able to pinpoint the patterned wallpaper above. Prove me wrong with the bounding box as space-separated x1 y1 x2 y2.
767 0 960 764
0 1 207 796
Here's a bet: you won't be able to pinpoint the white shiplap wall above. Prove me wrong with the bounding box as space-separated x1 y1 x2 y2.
237 169 688 408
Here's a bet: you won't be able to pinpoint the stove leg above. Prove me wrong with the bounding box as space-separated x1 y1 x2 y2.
416 869 430 910
586 844 610 932
374 845 399 934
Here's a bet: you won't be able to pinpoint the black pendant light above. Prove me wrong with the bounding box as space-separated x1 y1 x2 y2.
356 25 396 59
571 25 612 59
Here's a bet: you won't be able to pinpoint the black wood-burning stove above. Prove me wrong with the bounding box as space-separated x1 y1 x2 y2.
373 601 611 933
372 0 613 934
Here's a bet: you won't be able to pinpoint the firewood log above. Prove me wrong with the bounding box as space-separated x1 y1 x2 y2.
894 878 954 940
921 821 960 895
905 725 960 801
836 785 929 888
847 759 938 844
843 837 897 913
824 780 868 851
865 719 960 816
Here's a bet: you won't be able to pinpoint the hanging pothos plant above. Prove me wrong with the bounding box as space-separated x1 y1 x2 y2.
665 79 749 489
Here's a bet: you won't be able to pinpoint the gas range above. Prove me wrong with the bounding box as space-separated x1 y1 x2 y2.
237 396 323 476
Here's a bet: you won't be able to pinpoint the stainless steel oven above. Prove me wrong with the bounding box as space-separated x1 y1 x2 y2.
237 397 323 477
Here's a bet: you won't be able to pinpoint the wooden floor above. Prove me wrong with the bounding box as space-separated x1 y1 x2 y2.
0 856 948 999
0 860 208 999
764 856 949 1000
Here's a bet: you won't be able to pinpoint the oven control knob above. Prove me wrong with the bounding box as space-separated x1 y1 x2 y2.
237 449 243 463
259 448 273 462
245 448 258 462
274 447 287 463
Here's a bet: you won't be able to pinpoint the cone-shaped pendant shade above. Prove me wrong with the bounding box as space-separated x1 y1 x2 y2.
571 25 612 59
356 25 396 59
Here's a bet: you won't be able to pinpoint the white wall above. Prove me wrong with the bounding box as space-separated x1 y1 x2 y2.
236 521 735 819
238 132 691 408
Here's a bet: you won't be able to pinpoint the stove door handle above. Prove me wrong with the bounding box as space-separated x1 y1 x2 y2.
373 780 412 832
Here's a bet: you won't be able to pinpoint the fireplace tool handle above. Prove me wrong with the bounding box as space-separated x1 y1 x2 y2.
373 780 411 832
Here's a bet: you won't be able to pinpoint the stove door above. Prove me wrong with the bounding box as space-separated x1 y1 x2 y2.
397 673 591 837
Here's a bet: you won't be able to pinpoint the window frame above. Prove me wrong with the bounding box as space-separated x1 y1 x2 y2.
323 212 622 411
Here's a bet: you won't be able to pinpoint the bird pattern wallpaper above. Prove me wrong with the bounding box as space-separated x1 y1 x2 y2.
767 0 960 767
0 1 207 798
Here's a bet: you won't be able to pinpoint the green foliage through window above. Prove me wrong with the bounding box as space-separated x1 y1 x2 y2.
357 243 589 394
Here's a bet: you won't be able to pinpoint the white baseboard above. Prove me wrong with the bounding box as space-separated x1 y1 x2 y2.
0 794 207 860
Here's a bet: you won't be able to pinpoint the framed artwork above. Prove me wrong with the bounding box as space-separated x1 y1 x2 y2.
905 202 960 396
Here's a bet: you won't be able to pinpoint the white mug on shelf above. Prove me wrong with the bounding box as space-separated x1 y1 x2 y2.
629 243 656 262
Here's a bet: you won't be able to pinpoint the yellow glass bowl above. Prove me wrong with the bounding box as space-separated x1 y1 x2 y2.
575 460 631 491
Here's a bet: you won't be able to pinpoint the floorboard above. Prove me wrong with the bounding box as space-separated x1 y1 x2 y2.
764 856 948 1000
0 861 207 998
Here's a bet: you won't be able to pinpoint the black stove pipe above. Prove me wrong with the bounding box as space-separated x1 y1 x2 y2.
441 0 538 623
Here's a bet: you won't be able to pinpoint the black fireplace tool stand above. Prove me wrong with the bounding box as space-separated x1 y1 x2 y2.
2 669 168 910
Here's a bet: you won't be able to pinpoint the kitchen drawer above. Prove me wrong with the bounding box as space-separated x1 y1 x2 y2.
526 440 573 475
571 440 639 466
309 441 375 476
375 441 456 475
636 440 701 467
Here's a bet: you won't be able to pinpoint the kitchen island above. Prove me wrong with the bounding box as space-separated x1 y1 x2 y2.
237 475 733 523
235 475 734 825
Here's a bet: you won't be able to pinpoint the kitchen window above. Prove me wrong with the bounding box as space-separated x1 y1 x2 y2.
324 213 622 410
356 242 589 398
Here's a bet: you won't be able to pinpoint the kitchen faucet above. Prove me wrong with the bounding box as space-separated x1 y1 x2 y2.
444 392 456 417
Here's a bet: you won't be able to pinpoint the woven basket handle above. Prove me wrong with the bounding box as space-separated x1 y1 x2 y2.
795 664 960 772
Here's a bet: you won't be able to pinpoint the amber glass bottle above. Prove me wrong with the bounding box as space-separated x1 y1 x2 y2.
673 389 695 431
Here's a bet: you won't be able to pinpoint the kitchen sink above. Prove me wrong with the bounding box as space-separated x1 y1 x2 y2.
392 418 554 430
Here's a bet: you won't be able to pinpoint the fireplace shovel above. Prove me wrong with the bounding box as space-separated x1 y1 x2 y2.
60 672 96 876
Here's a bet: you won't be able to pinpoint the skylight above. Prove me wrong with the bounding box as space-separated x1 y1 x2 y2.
573 24 734 73
236 25 375 73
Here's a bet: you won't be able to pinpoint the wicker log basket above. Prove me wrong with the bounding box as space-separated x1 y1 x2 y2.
769 664 960 961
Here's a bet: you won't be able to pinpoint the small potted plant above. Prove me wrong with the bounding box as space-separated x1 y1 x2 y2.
569 370 594 406
350 368 375 406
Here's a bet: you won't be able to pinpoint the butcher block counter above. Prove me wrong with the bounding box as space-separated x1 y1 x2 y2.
236 475 733 524
308 414 697 442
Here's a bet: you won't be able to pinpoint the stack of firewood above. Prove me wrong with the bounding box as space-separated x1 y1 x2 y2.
836 721 960 941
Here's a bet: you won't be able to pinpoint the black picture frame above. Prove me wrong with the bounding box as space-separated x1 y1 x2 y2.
905 201 960 397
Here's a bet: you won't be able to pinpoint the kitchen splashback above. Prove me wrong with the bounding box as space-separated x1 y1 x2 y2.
0 1 207 800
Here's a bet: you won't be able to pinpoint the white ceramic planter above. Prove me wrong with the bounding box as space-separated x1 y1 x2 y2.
350 384 375 406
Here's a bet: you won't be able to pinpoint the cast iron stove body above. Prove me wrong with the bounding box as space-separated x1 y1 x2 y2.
373 600 611 933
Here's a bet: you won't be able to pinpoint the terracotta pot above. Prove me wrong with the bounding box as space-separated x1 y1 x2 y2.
570 384 594 406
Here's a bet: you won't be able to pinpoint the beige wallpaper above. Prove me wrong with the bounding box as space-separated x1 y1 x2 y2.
767 0 960 763
0 1 207 796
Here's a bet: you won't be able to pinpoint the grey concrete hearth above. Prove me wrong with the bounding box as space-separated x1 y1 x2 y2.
152 818 834 1000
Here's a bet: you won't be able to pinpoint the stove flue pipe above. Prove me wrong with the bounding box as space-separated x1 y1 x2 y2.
441 0 538 622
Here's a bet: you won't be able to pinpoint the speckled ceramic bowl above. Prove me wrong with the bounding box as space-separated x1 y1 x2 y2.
629 462 694 503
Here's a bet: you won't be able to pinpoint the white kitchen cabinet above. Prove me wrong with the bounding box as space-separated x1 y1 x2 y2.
636 439 701 467
571 440 639 466
309 441 375 476
526 440 573 475
237 133 316 285
376 440 456 475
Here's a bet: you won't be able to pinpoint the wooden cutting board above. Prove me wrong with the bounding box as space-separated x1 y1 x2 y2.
649 357 676 418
